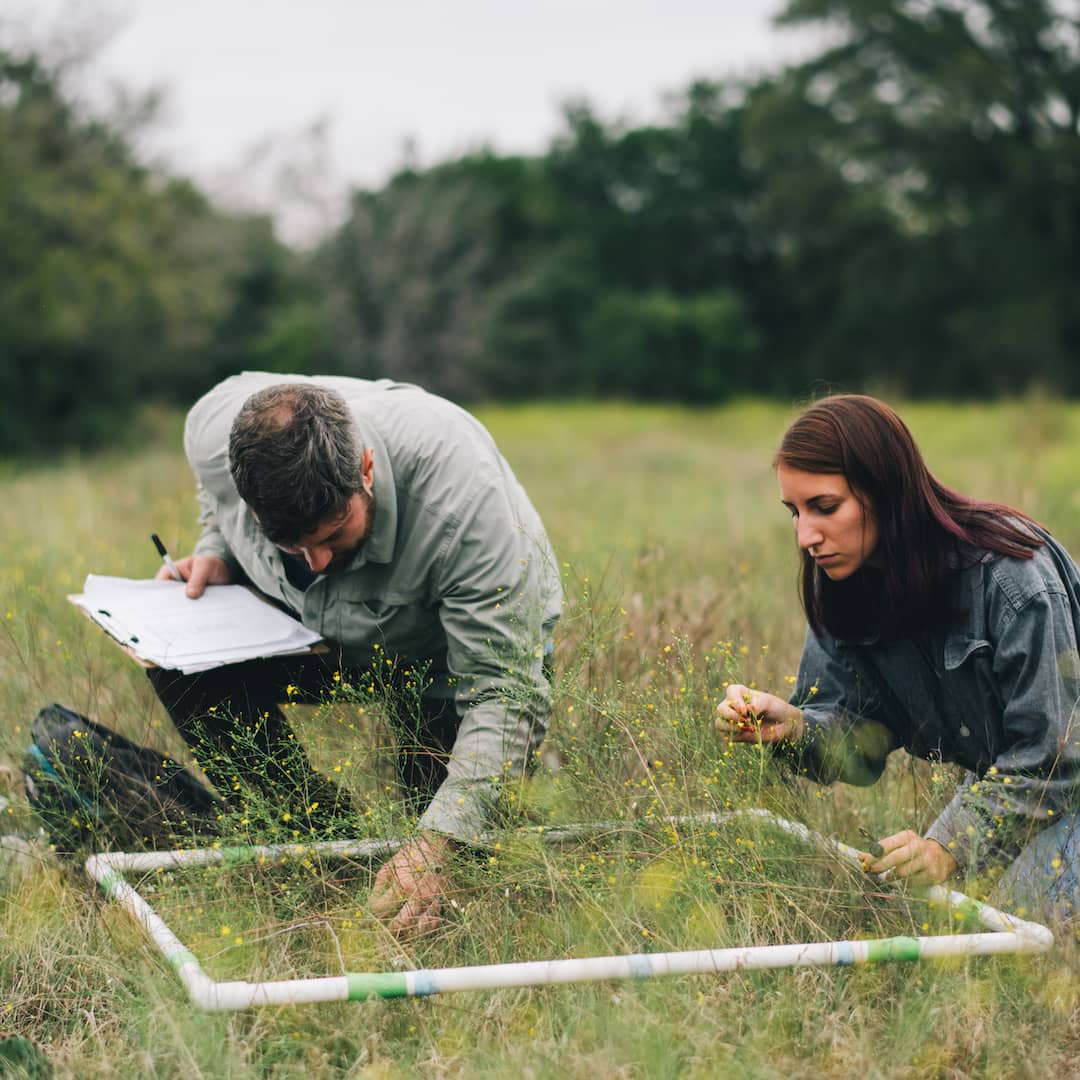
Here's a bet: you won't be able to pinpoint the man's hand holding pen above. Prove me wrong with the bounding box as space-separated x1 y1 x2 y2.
152 525 235 598
153 551 233 598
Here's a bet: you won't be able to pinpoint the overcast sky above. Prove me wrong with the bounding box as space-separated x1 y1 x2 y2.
7 1 822 241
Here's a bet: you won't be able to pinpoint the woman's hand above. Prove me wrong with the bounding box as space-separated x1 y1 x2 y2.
864 830 957 885
716 684 805 744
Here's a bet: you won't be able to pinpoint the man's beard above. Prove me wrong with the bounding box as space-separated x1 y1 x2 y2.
318 489 376 576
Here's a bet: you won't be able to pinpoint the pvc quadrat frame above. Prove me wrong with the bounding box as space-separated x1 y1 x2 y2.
85 810 1054 1012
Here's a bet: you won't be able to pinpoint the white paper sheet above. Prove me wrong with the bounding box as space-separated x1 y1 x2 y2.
74 575 323 673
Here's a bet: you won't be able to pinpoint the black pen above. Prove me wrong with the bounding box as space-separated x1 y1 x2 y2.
151 533 184 582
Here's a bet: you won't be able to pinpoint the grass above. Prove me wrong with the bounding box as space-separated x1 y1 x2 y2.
2 396 1080 1077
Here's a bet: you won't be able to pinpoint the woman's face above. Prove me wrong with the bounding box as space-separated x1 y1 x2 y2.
777 466 880 581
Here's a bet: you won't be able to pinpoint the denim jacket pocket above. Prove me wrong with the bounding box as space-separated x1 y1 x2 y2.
943 635 992 671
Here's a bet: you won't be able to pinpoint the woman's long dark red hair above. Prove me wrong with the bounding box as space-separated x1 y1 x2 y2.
776 395 1042 639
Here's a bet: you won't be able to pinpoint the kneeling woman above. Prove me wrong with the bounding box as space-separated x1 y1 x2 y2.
717 394 1080 918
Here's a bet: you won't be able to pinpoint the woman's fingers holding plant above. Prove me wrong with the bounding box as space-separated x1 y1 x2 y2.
715 683 756 727
715 686 803 743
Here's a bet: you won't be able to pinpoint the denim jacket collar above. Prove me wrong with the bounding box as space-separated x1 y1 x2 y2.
833 541 992 657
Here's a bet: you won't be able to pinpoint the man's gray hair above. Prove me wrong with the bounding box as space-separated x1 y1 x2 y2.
228 383 364 545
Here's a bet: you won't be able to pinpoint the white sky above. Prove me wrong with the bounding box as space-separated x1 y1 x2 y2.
6 1 821 242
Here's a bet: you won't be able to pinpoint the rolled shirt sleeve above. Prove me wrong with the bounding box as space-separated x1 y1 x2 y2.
183 397 243 578
190 481 242 577
416 482 558 841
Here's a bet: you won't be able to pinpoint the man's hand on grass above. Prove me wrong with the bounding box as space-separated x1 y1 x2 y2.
369 833 456 938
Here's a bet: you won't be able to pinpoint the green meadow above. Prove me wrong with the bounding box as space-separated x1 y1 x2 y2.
2 397 1080 1078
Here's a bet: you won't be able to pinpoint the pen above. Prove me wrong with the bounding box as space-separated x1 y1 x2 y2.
151 533 184 582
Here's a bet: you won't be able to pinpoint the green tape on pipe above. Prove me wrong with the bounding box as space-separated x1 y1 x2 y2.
97 870 126 898
347 972 410 1000
219 845 257 865
168 947 199 973
952 897 984 928
866 936 921 963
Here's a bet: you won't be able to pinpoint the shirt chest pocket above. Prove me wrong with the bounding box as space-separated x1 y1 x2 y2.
339 594 442 656
943 636 997 704
942 636 1003 764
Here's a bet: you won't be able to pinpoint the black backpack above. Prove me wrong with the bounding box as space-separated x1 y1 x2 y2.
23 704 223 854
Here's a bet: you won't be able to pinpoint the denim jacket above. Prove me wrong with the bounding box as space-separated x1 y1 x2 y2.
786 527 1080 871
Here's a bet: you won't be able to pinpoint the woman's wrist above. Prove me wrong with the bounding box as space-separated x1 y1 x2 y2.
780 703 805 742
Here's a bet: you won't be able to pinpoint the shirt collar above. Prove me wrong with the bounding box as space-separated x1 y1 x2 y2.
346 423 397 568
834 544 990 649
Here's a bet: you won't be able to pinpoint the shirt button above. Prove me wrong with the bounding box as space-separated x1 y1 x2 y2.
959 725 971 737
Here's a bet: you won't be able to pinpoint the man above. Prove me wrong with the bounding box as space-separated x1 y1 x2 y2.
151 372 562 936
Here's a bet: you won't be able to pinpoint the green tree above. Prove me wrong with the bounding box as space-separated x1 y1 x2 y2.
317 88 774 403
0 42 317 456
582 289 760 401
747 0 1080 394
319 154 563 400
538 89 777 396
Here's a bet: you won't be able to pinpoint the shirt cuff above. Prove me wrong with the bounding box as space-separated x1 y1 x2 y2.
925 794 999 873
769 706 827 774
417 779 497 845
192 538 242 579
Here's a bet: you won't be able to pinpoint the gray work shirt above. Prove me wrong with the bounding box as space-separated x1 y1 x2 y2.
785 527 1080 871
184 372 563 842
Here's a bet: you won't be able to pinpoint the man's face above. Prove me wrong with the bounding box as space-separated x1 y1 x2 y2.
277 489 375 575
274 447 377 576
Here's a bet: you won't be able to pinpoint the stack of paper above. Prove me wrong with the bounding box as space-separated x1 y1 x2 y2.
73 574 323 674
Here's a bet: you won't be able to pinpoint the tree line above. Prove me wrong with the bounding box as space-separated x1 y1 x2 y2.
3 0 1079 456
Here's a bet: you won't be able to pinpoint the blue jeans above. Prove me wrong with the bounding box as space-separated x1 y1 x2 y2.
990 814 1080 921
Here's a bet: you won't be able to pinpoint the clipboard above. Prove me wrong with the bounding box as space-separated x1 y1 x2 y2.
69 583 326 673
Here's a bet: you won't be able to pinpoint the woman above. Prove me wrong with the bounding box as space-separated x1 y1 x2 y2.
717 394 1080 918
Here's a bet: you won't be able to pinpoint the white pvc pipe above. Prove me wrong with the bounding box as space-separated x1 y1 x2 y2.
84 811 1053 1010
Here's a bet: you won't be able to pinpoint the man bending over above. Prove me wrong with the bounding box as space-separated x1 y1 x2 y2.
150 373 561 936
